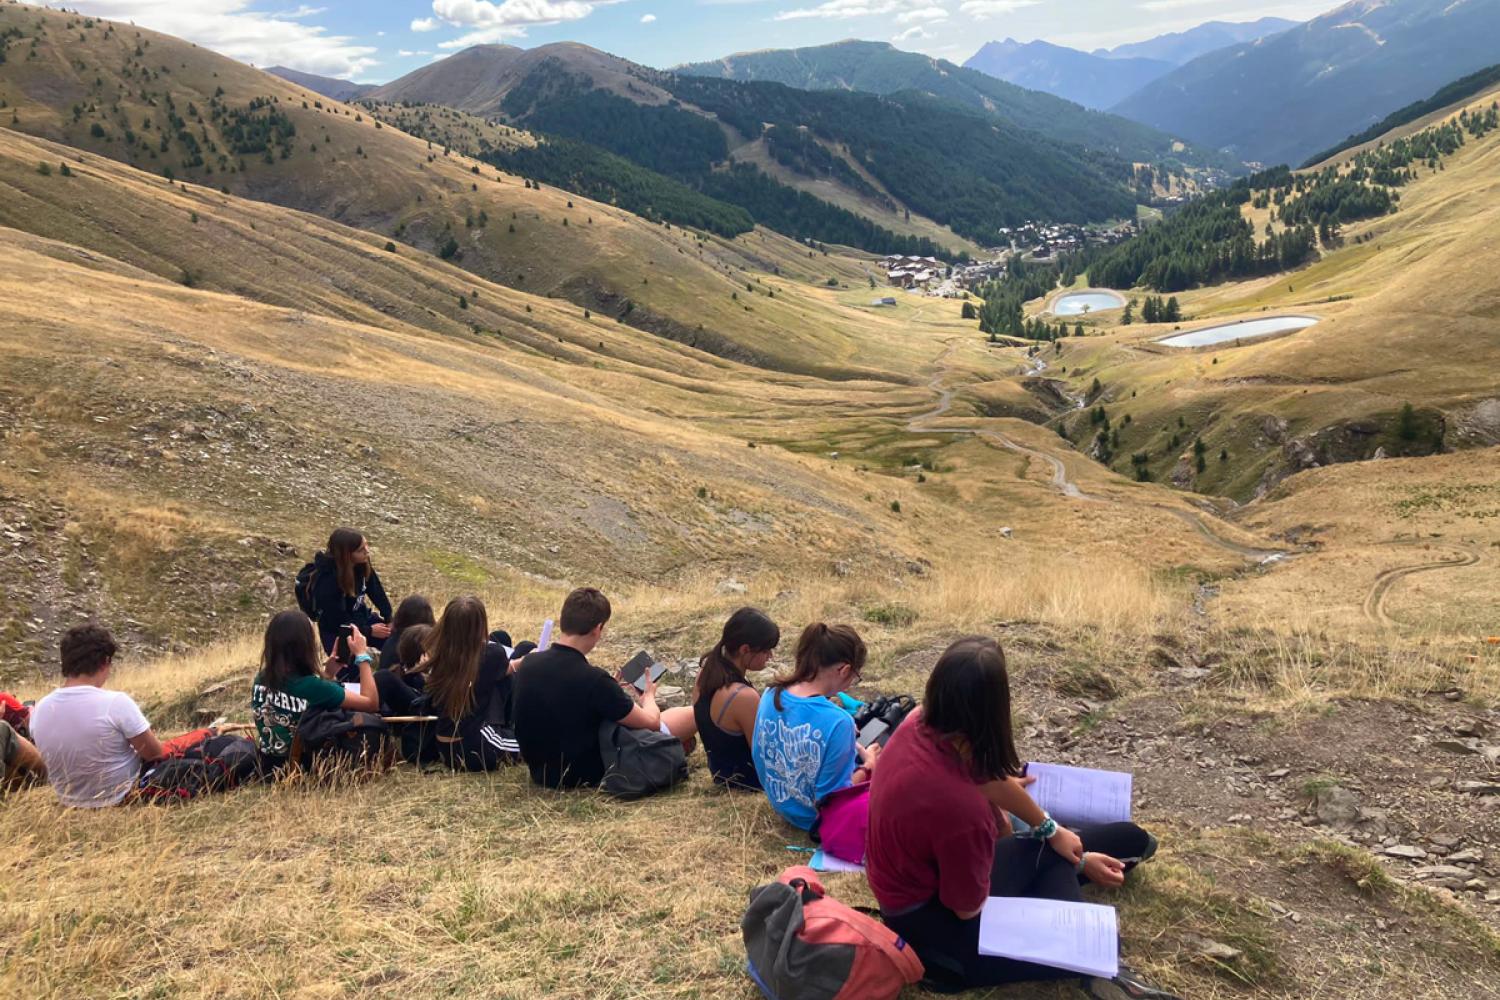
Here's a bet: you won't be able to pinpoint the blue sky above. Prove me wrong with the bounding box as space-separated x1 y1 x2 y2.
29 0 1340 83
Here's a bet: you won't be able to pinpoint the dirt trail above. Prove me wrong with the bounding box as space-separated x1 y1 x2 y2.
909 340 1292 552
1362 541 1483 627
908 340 1092 500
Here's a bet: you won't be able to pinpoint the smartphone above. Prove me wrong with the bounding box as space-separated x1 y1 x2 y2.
857 718 890 749
621 650 667 693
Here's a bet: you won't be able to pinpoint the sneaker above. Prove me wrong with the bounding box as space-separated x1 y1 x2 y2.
1085 964 1181 1000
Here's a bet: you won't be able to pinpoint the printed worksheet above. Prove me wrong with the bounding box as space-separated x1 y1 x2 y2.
1026 762 1132 826
978 897 1118 978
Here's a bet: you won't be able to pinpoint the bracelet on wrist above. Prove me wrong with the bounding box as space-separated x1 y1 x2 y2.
353 652 373 666
1029 814 1058 840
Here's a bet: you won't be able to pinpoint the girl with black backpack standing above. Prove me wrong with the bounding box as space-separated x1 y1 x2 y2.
305 527 394 667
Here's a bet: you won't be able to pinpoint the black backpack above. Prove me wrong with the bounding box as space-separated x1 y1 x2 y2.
297 707 391 772
137 734 264 803
293 560 320 619
598 720 688 800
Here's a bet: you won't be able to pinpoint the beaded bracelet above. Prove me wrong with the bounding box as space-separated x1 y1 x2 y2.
1028 813 1058 840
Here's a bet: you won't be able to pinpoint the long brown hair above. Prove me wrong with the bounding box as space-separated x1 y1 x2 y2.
694 607 780 702
770 622 866 711
391 594 435 633
424 596 489 721
923 636 1021 781
326 527 366 597
261 610 322 691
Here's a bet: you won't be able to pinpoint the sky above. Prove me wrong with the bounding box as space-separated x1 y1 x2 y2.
26 0 1342 83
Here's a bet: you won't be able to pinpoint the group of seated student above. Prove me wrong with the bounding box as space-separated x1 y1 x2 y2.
11 523 1170 994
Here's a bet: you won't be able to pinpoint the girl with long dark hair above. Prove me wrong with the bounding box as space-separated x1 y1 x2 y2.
692 607 780 790
309 527 393 660
865 637 1165 995
250 609 379 767
421 596 519 771
751 622 874 829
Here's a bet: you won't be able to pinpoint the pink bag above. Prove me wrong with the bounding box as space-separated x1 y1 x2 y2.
814 781 871 865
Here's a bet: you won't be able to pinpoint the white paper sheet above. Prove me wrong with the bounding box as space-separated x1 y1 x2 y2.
1026 762 1132 826
809 849 865 874
538 619 554 651
343 683 361 696
978 896 1119 978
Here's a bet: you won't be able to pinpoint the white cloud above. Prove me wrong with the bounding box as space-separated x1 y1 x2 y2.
957 0 1041 16
24 1 378 76
895 5 947 24
411 16 441 30
640 12 657 22
397 49 433 57
893 24 929 41
774 0 903 21
417 0 609 48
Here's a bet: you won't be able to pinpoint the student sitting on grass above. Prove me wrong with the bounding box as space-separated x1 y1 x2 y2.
0 719 45 788
379 594 436 672
693 607 780 791
513 587 694 788
865 637 1170 998
752 622 876 829
387 623 433 683
251 610 379 768
30 624 209 807
309 527 393 662
419 596 520 770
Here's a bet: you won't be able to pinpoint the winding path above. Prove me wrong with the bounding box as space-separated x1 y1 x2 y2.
908 339 1289 557
1362 542 1483 628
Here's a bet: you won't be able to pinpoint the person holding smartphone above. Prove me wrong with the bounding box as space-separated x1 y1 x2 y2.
309 527 393 669
251 611 379 770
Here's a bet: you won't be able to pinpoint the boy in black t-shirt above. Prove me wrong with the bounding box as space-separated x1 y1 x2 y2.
513 588 668 788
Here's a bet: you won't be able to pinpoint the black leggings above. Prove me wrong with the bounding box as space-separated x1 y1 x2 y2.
885 822 1152 992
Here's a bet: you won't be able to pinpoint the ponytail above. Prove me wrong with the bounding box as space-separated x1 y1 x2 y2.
770 622 866 711
694 607 780 702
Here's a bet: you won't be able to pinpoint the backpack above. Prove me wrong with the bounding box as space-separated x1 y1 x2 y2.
597 720 688 800
293 560 320 619
137 734 263 803
297 708 391 772
811 782 871 865
741 865 923 1000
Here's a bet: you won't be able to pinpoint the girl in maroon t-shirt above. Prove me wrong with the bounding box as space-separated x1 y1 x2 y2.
866 636 1171 997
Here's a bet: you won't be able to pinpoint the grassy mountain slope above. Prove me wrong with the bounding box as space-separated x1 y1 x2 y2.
1112 0 1500 166
674 39 1205 166
963 39 1172 112
1039 77 1500 501
0 4 943 376
1305 61 1500 167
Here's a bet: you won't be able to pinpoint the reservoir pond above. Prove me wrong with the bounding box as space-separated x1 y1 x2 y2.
1158 315 1319 348
1053 291 1125 316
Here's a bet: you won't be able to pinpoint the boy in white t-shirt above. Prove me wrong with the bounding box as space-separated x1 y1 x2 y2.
30 624 175 808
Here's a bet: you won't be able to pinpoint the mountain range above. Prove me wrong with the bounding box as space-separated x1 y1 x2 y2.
266 65 375 102
366 41 1190 251
1113 0 1500 166
671 39 1209 164
963 18 1297 111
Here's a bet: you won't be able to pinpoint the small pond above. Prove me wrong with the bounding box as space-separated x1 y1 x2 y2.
1157 315 1319 349
1053 290 1126 316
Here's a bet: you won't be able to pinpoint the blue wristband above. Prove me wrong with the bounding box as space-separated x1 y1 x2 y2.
353 652 373 666
1030 814 1058 840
